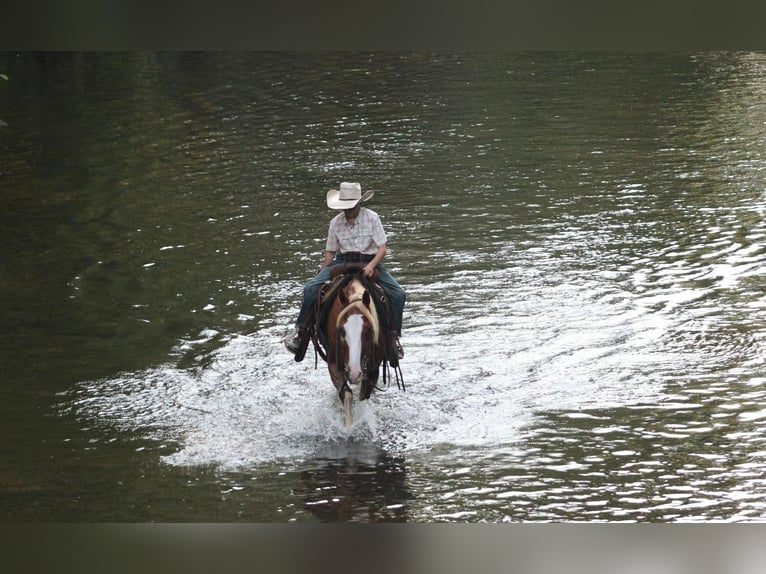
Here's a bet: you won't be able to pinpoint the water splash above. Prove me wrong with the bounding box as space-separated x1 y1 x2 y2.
64 262 675 473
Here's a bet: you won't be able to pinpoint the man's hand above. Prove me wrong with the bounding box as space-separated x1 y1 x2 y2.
362 263 375 278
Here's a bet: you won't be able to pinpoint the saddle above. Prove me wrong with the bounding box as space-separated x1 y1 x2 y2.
329 261 380 283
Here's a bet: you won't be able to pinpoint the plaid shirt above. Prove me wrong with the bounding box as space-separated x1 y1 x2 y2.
326 207 387 254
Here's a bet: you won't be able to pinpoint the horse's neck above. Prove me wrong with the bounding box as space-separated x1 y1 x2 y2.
345 278 366 302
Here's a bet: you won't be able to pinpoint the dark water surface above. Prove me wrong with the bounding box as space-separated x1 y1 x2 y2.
3 52 766 521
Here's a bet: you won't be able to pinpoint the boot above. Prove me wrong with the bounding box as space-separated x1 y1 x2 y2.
283 326 311 362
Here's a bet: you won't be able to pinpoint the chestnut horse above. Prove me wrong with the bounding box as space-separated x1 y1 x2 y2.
324 274 387 427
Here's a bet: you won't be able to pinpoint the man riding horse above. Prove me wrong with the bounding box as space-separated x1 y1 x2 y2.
283 182 405 366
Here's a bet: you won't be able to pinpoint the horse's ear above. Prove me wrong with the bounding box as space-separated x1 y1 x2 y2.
338 287 349 305
363 291 371 308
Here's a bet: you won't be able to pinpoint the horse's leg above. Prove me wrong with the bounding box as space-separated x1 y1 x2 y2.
342 390 353 428
361 368 377 401
329 363 354 428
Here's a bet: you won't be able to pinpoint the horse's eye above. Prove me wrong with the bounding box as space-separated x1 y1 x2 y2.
338 327 345 338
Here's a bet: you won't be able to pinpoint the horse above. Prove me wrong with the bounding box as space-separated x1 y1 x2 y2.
322 270 388 428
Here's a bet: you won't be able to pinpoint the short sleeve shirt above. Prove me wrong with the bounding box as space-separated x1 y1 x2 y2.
326 207 387 255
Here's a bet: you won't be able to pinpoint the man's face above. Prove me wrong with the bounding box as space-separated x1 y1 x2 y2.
343 205 360 219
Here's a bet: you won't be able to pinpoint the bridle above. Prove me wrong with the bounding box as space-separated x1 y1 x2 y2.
335 296 380 386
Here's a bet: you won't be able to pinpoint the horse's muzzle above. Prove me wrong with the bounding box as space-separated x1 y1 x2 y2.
345 366 364 385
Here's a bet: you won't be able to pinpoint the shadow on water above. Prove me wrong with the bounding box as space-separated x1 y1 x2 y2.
298 442 411 522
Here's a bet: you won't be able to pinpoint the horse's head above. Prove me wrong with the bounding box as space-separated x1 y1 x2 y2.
334 279 381 385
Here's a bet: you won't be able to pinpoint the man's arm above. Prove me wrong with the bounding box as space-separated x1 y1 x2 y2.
321 250 335 270
363 244 387 278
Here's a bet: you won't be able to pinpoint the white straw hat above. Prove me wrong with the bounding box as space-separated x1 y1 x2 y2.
326 182 374 210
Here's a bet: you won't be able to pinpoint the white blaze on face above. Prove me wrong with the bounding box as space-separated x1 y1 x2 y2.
343 313 364 384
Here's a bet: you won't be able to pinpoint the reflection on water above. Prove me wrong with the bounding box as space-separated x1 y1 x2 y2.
4 52 766 521
299 446 410 522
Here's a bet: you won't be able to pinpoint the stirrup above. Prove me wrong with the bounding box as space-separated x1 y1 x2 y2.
393 339 404 361
294 331 311 362
388 333 403 367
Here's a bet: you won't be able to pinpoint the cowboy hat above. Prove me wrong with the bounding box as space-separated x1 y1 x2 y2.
326 182 374 210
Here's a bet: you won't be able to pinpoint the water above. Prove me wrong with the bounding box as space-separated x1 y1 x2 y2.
2 52 766 521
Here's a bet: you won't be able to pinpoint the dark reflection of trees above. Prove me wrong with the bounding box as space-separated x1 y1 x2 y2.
299 449 411 523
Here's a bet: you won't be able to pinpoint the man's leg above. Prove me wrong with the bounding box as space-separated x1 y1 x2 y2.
375 266 406 364
284 266 333 360
376 267 405 335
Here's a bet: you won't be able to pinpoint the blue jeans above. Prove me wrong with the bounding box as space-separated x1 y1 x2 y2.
295 255 406 335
